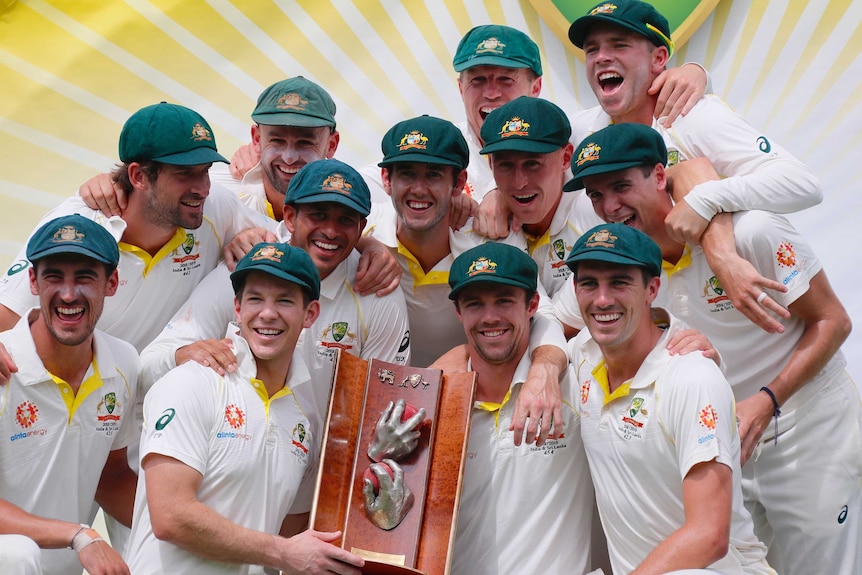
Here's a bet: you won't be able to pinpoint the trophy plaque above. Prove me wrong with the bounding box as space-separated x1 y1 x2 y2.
310 350 476 575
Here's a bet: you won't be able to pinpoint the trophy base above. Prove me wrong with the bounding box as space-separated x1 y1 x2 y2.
362 560 426 575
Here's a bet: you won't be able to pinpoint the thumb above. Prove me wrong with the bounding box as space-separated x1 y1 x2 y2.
309 530 342 544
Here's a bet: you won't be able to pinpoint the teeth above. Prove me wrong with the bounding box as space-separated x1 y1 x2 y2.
256 328 282 336
57 306 84 315
482 329 506 337
407 200 431 210
513 193 536 204
611 215 634 225
479 105 499 117
278 166 299 175
183 201 202 207
594 313 621 322
599 72 622 81
313 240 339 251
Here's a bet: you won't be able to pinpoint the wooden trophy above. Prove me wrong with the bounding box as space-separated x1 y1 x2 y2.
310 350 476 575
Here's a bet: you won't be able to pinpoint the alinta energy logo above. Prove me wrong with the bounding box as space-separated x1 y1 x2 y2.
530 0 721 61
10 401 47 442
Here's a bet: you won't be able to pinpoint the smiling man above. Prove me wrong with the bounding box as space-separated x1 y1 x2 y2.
140 158 410 422
126 242 364 575
0 215 138 575
566 222 773 575
569 123 860 575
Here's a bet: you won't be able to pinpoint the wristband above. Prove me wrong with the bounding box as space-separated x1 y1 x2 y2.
70 524 104 554
759 386 781 445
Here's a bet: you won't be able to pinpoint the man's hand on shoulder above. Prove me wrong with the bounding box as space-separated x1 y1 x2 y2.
229 142 261 180
473 188 518 239
79 173 126 217
0 342 18 386
223 227 279 271
175 339 237 375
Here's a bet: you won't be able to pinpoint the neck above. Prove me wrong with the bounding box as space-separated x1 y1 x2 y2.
602 323 662 392
396 221 451 273
120 199 177 255
470 346 525 404
263 181 285 221
611 96 657 127
30 318 94 392
522 189 563 238
254 355 293 397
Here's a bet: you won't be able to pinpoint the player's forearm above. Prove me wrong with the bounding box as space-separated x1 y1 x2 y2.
95 466 137 528
765 288 850 406
0 500 82 548
631 520 729 575
151 498 282 566
700 213 737 264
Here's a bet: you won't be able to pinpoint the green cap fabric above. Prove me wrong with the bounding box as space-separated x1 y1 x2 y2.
565 223 662 277
251 76 336 128
449 242 538 300
379 115 469 169
568 0 674 56
453 25 542 76
230 242 321 301
119 102 228 165
480 96 571 155
564 123 667 191
27 214 119 268
285 158 371 217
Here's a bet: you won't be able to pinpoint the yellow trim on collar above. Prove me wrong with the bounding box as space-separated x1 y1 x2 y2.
249 378 293 419
662 244 692 278
474 388 513 430
119 228 190 277
49 360 103 425
524 228 551 255
592 360 631 407
264 200 275 220
396 240 449 287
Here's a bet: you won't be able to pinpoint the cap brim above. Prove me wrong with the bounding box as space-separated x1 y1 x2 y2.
565 249 651 272
153 147 229 165
378 153 465 169
251 112 335 128
480 138 563 155
230 266 317 300
29 245 116 266
449 276 534 300
288 192 370 217
564 159 647 192
453 55 530 72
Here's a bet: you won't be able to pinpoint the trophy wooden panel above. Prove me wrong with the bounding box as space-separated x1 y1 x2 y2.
310 350 476 575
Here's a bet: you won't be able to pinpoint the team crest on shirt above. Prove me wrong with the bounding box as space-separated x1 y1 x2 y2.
618 395 649 440
172 232 201 270
191 123 212 142
319 321 356 358
95 392 123 435
277 92 308 111
701 275 733 313
321 173 353 195
475 37 506 55
576 142 601 166
291 422 311 461
398 131 429 151
667 149 680 166
548 239 573 278
499 117 530 138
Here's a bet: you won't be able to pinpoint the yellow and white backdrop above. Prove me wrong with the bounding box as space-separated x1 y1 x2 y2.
1 0 860 382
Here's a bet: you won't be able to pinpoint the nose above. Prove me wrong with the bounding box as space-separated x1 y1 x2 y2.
57 278 79 301
191 172 210 197
593 283 616 308
483 78 503 100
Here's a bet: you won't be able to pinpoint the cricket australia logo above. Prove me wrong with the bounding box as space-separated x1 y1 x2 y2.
398 131 428 151
52 225 85 244
321 321 355 352
618 395 648 440
500 117 530 138
702 275 733 312
251 245 283 263
584 229 617 248
291 422 310 458
96 392 122 423
181 233 195 255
